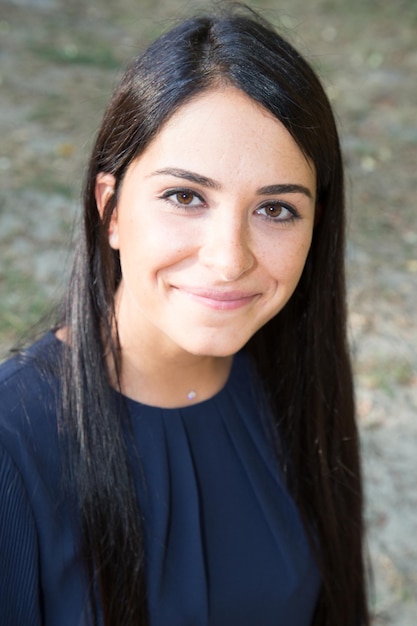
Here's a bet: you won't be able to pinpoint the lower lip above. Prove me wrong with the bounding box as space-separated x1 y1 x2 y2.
176 289 258 311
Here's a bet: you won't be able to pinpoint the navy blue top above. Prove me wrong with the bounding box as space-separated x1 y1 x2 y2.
0 333 320 625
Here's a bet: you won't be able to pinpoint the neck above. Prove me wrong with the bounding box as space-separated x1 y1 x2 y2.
113 334 233 408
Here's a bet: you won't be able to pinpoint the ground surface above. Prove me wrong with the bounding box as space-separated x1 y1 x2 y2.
0 0 416 622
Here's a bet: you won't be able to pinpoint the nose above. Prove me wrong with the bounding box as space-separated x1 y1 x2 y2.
199 212 255 281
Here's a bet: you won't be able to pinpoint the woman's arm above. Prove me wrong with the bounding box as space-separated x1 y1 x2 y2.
0 445 42 626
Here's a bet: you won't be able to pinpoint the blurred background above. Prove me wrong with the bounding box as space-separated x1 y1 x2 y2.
0 0 416 622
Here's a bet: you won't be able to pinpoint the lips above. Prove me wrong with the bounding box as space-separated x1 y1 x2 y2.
173 286 260 311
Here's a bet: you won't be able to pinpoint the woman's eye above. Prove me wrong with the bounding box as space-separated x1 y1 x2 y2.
256 202 296 221
175 191 196 205
163 189 204 207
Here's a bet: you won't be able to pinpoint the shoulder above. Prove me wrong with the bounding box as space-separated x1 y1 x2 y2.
0 332 67 552
0 332 62 475
0 331 61 411
0 330 60 386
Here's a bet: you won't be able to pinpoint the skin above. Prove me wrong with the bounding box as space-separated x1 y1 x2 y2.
95 86 316 407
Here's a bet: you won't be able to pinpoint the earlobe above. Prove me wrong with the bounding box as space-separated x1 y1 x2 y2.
95 172 120 249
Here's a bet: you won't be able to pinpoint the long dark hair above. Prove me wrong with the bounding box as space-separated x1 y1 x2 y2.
60 5 369 625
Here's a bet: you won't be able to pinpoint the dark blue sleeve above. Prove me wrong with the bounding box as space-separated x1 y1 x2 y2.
0 445 42 626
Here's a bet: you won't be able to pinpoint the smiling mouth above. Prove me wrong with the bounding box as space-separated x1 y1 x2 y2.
173 286 260 311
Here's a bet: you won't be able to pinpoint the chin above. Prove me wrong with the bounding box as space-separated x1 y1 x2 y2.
181 336 250 359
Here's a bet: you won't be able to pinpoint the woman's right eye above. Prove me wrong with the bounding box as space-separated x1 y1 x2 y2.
162 189 206 208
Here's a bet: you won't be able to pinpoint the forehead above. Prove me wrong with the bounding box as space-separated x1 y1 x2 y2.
133 86 316 189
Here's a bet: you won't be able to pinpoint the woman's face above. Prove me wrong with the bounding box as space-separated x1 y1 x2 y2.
96 87 316 359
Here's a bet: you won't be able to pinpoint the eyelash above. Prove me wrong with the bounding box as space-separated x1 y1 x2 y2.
160 188 301 223
161 188 207 209
254 202 300 224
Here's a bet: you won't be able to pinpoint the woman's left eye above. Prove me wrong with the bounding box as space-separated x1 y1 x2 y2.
255 202 297 222
162 189 205 207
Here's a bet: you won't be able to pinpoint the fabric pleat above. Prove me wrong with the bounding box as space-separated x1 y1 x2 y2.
126 351 320 626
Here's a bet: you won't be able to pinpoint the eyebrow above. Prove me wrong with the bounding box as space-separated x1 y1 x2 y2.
150 168 221 190
150 168 313 199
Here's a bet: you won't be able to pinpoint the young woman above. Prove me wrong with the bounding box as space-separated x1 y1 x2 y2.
0 6 369 626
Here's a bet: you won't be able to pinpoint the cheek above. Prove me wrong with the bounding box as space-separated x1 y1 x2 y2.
289 236 313 275
139 211 197 247
119 215 195 280
260 231 313 285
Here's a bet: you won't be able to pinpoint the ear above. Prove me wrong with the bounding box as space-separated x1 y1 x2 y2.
95 172 119 249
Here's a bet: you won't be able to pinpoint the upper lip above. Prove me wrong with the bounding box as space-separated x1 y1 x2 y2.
174 286 260 301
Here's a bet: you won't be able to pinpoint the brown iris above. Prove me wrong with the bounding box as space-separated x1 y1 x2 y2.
176 192 194 205
264 204 283 218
